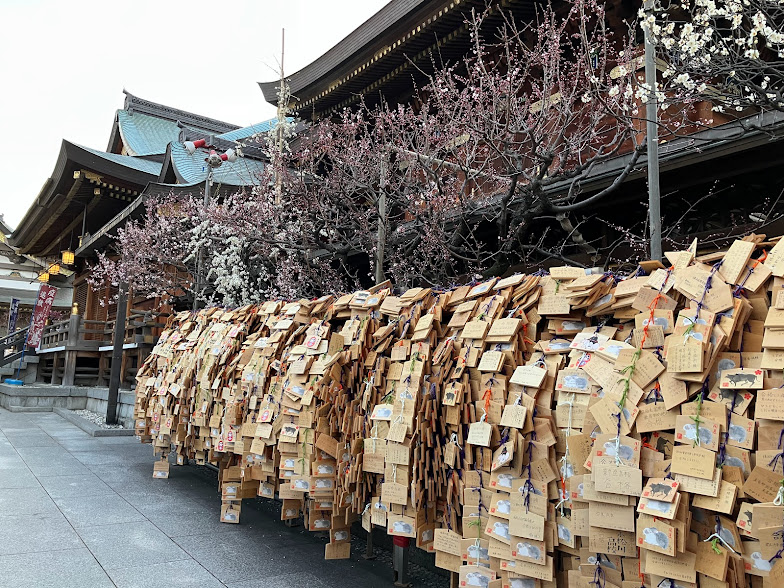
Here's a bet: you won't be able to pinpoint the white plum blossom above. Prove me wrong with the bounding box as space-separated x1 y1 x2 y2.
644 0 784 116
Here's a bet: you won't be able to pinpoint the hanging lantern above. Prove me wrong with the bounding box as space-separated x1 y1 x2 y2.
38 271 50 283
62 249 75 265
49 262 61 276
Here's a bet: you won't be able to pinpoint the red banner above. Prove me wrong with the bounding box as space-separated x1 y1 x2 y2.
27 284 58 349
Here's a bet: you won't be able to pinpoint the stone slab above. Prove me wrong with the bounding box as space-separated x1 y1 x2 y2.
106 559 224 588
77 520 190 569
0 547 115 588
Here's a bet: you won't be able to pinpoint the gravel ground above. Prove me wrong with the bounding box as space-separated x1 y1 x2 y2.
71 408 125 429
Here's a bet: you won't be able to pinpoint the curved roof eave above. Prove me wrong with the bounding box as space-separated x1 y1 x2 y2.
258 0 432 104
10 140 161 249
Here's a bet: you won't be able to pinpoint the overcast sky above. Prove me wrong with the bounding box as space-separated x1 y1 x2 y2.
0 0 389 230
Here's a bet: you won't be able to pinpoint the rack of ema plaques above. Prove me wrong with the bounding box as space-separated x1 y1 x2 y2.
135 233 784 586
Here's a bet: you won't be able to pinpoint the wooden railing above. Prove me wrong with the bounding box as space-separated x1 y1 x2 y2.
38 310 170 352
0 326 31 368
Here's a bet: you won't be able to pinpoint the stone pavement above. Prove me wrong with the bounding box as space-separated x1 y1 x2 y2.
0 407 449 588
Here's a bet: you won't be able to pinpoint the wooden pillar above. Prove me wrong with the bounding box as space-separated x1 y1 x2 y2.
62 352 77 386
106 283 128 424
62 314 81 387
97 353 109 387
50 352 61 385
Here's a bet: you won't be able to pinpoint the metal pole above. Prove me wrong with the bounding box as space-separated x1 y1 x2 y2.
106 281 128 424
375 154 387 284
644 0 662 262
193 170 211 311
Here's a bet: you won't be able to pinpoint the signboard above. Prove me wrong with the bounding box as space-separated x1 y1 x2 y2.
28 285 58 349
7 298 19 334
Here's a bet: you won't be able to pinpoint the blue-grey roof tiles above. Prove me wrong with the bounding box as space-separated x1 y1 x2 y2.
76 144 163 176
169 141 265 186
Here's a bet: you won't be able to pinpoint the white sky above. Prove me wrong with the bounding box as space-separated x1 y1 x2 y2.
0 0 389 230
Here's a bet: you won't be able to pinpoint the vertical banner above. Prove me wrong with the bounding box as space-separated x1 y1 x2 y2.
27 285 58 349
7 298 19 334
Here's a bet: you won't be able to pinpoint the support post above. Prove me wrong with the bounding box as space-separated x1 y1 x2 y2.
62 313 81 386
644 0 662 262
392 536 411 588
363 527 376 560
193 172 211 311
374 154 387 284
106 282 128 425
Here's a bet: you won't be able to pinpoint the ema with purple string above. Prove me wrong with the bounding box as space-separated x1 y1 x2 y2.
768 422 784 475
767 479 784 567
521 406 538 513
733 250 768 297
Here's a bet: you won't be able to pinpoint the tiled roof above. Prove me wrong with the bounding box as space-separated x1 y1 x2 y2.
169 142 265 187
76 143 163 176
216 118 286 142
116 110 182 156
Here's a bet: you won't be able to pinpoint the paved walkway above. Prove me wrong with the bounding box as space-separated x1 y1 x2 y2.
0 408 448 588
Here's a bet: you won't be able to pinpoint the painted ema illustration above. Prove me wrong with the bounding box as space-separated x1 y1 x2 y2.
718 388 738 402
602 344 624 358
334 531 348 541
603 441 634 461
392 521 413 534
293 479 310 490
374 407 392 418
728 424 748 443
715 358 736 381
649 483 673 499
497 447 511 466
587 554 617 569
719 527 736 547
465 573 490 587
421 529 433 542
617 403 633 423
493 522 510 539
547 340 570 350
557 524 572 542
751 552 772 571
655 436 671 453
642 528 669 549
497 474 514 488
496 500 511 514
563 375 588 389
644 500 672 514
509 579 536 588
682 423 713 445
313 519 330 529
515 542 542 559
723 456 745 472
317 464 334 474
467 544 489 560
725 373 758 386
